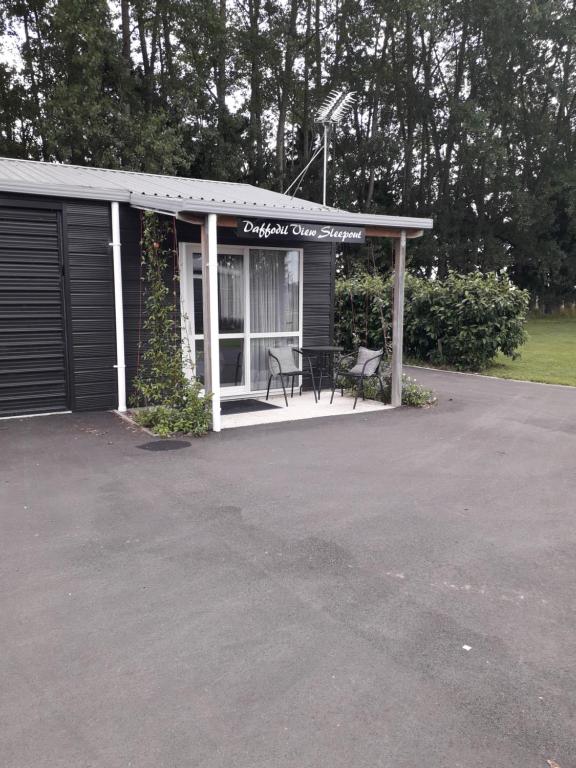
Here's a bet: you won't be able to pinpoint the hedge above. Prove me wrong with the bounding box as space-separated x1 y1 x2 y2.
335 271 530 371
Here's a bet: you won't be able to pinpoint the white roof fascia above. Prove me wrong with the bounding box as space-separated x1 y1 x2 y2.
131 194 434 231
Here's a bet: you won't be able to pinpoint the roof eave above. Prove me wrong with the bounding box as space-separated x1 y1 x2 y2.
131 195 433 231
0 178 433 233
0 180 131 203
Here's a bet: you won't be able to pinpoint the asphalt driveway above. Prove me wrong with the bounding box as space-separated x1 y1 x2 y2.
1 368 575 768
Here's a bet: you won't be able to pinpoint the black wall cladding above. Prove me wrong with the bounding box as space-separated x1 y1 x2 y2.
301 241 335 347
0 195 118 415
0 203 68 416
65 201 117 411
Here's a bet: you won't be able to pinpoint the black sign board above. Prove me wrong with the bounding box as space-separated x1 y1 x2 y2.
236 218 365 244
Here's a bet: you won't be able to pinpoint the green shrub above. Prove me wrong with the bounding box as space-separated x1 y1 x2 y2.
355 373 436 408
335 271 529 371
397 376 437 407
134 380 212 437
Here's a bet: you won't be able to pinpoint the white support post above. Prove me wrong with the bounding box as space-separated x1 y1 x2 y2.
202 213 221 431
110 202 127 412
391 230 407 408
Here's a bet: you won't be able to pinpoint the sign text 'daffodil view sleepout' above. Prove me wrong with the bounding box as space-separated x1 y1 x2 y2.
236 219 365 244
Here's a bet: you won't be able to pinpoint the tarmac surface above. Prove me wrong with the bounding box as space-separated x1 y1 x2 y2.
1 366 575 768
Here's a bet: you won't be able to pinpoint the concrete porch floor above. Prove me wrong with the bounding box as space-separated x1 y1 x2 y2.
221 390 393 429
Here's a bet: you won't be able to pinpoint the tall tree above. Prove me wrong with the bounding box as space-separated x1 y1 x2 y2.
2 0 576 305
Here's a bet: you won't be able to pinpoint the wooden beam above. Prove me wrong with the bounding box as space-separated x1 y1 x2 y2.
365 226 401 238
178 212 204 225
216 215 238 228
390 230 407 408
178 212 238 228
365 226 424 239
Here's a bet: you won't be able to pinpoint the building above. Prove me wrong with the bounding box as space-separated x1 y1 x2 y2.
0 158 433 429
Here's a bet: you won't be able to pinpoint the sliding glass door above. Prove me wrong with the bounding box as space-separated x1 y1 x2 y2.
249 249 301 391
180 244 302 395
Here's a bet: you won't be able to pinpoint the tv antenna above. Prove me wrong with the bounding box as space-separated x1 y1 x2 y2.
285 89 355 205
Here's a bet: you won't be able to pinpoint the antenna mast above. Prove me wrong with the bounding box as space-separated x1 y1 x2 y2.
285 89 355 204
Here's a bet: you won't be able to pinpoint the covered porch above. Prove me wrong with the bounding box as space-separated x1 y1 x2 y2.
176 213 428 431
126 192 433 431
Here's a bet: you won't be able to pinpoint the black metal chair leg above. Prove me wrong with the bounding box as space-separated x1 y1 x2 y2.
307 358 318 403
330 377 337 404
266 375 272 400
280 375 289 407
361 375 365 400
291 377 294 398
353 379 362 409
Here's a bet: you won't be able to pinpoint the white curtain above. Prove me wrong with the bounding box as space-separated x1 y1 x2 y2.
250 250 299 333
218 254 244 332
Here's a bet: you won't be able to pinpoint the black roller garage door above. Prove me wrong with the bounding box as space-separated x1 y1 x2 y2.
0 205 69 417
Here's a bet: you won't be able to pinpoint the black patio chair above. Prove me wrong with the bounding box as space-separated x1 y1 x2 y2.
330 346 386 409
266 346 308 407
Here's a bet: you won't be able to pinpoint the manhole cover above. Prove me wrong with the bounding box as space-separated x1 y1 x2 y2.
137 440 191 451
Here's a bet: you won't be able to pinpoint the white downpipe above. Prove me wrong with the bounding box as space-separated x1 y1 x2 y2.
110 201 127 412
206 213 221 431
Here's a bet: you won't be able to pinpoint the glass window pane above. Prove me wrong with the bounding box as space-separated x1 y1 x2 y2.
195 340 245 388
194 340 205 385
192 252 202 274
193 278 203 335
250 336 299 391
220 338 244 387
250 249 300 333
218 254 244 333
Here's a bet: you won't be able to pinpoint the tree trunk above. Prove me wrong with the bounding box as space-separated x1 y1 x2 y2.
121 0 131 64
275 0 299 190
247 0 264 183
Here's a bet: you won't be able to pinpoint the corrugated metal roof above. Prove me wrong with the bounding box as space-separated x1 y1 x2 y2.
0 157 433 231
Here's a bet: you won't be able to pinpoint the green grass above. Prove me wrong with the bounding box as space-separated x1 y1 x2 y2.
485 317 576 386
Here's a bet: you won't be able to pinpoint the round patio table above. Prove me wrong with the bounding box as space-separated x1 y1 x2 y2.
296 345 343 400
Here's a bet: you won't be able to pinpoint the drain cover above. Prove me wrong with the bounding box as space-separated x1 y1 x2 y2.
137 439 191 451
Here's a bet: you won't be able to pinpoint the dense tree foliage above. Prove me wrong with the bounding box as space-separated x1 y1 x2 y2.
1 0 575 306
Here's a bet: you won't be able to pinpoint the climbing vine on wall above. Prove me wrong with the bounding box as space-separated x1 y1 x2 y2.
132 211 187 407
131 213 211 437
